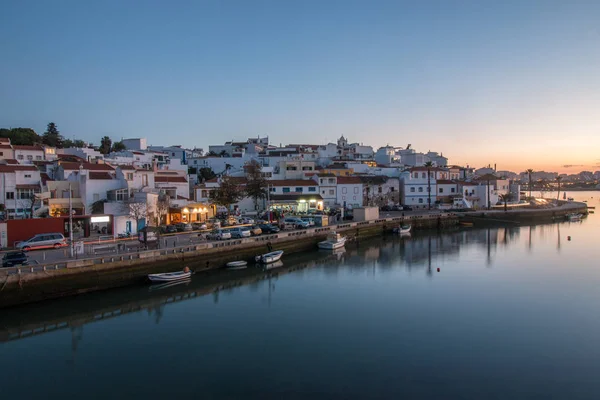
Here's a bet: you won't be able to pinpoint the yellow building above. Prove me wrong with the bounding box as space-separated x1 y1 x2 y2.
321 164 354 176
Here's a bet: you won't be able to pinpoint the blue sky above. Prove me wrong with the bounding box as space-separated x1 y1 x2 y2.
1 0 599 172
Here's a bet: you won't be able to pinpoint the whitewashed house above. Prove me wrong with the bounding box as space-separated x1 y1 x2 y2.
336 176 363 209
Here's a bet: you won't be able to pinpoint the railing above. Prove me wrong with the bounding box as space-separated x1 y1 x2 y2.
0 213 459 278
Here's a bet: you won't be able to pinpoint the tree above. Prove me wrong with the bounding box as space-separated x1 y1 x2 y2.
209 175 243 214
18 193 37 218
199 167 216 181
124 199 147 232
245 160 267 210
90 199 106 214
100 136 112 154
74 139 86 148
219 150 230 157
0 128 41 145
526 169 534 199
155 195 170 226
42 122 64 148
424 161 434 210
111 141 126 152
556 176 562 201
499 193 512 212
207 151 218 156
62 139 74 148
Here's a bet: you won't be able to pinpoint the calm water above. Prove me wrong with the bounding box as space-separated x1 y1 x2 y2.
1 192 599 399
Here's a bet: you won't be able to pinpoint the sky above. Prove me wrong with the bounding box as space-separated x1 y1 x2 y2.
1 0 599 173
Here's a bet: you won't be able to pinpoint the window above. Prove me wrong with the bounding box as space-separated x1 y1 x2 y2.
0 152 3 156
354 187 358 194
308 187 316 192
410 187 415 192
126 173 134 180
342 187 347 194
142 175 148 186
286 166 297 171
328 178 335 184
378 187 382 193
439 188 444 193
172 152 176 156
427 187 430 192
329 189 334 195
390 187 395 192
320 179 324 184
283 188 290 193
115 189 128 201
418 187 423 192
302 166 312 171
24 174 31 178
451 188 455 193
413 173 418 178
201 190 208 198
422 173 426 178
17 155 24 160
6 192 14 200
418 198 423 203
27 155 33 160
295 187 303 193
93 193 100 202
269 187 276 192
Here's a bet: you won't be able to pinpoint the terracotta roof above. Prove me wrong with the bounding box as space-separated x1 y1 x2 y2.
57 154 86 162
41 172 53 185
176 195 189 200
0 165 38 172
475 173 501 181
60 162 114 171
118 165 136 170
13 145 44 151
3 159 19 164
155 176 188 183
0 138 10 144
0 144 13 149
325 164 349 169
268 179 318 187
436 180 456 185
317 173 336 177
336 176 362 184
89 172 114 180
269 194 323 201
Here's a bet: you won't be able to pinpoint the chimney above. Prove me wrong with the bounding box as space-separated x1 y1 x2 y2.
494 163 497 172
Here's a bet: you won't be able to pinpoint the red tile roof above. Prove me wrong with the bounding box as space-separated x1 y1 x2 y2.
89 172 114 180
409 166 448 172
41 172 53 185
118 165 136 170
436 180 456 185
0 144 13 149
336 176 362 184
155 176 188 183
13 145 44 151
0 165 38 172
268 179 317 186
60 162 114 171
0 138 10 144
3 159 19 164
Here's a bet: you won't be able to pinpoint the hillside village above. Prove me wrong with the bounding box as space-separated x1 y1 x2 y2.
0 131 597 245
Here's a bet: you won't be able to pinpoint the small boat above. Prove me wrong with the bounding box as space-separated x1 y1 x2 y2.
255 250 284 264
393 225 411 234
459 221 474 227
317 231 347 250
226 260 248 270
148 269 192 283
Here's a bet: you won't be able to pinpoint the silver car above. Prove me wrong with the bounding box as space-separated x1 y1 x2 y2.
205 229 231 241
229 227 251 239
17 233 67 251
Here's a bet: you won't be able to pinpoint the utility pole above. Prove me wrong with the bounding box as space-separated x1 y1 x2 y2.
69 183 74 257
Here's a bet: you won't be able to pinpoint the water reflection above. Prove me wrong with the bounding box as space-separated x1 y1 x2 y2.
0 221 585 344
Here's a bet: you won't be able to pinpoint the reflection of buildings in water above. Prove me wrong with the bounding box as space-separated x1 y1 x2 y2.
68 324 83 366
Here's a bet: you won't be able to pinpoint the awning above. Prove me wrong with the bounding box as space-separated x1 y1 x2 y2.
270 194 323 202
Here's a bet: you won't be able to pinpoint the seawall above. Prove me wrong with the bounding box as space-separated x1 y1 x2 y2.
0 213 457 308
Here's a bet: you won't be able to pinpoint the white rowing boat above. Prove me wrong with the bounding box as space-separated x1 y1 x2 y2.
255 250 284 264
226 260 248 269
393 224 411 234
148 270 192 283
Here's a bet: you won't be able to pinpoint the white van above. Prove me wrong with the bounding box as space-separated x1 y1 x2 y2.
17 233 67 251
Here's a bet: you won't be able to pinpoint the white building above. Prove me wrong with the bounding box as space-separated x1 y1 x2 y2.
122 138 147 151
13 145 45 164
313 174 337 207
154 170 189 200
336 176 363 209
0 165 42 218
57 147 104 163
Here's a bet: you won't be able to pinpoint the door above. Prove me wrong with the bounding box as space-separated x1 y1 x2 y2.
126 221 132 234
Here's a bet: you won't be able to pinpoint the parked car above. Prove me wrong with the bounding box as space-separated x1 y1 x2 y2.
229 227 251 239
239 217 255 224
258 224 280 234
301 217 315 227
205 229 232 241
283 217 310 229
175 223 192 232
403 206 413 211
192 222 208 231
207 219 221 229
182 223 193 232
391 205 403 211
249 225 262 236
2 251 28 267
163 225 177 234
380 205 391 211
16 233 67 251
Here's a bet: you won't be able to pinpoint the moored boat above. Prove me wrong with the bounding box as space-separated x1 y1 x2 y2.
148 268 192 283
226 260 248 269
255 250 284 264
566 213 583 221
262 260 284 270
317 232 347 250
393 225 411 234
149 278 191 291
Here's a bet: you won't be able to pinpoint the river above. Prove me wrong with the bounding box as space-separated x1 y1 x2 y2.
1 192 599 399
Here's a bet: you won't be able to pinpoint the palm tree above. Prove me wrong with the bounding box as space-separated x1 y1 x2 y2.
499 193 512 212
526 169 534 199
424 161 434 210
556 176 562 201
